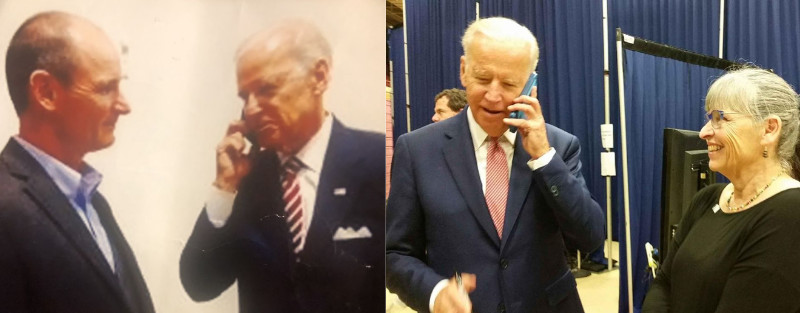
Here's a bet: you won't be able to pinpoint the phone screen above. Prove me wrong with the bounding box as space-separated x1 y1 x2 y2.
509 72 538 133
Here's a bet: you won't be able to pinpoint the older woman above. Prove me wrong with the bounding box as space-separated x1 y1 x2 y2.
643 68 800 312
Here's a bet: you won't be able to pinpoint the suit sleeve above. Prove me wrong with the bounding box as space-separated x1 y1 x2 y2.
532 134 605 253
385 135 446 313
179 206 240 301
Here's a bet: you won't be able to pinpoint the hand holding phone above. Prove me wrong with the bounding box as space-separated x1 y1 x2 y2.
508 72 538 133
212 114 255 192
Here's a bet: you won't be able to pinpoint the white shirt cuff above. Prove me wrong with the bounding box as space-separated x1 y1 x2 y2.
429 279 449 312
205 186 236 228
527 147 556 170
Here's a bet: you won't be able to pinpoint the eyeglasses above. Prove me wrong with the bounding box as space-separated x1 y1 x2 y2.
704 110 746 129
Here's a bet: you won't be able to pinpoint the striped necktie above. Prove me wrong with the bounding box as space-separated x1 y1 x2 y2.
282 157 305 255
485 137 508 239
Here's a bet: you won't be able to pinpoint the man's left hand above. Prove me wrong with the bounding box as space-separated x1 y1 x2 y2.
504 88 551 159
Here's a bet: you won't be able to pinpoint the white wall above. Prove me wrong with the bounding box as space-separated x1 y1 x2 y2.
0 0 385 312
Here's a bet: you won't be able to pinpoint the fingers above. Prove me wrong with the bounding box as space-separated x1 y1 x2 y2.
225 119 248 136
460 273 477 293
509 98 542 119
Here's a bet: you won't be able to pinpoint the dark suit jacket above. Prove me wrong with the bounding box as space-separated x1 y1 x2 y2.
386 110 605 313
0 139 155 313
180 118 384 313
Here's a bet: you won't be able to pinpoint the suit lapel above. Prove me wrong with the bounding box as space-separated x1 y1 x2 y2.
304 119 357 257
1 140 131 311
443 113 500 247
500 135 534 252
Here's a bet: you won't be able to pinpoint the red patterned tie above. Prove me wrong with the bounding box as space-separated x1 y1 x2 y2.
485 137 508 239
282 157 304 254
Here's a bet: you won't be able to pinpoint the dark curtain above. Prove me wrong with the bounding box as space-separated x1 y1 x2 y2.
725 0 800 90
404 0 475 131
621 50 722 312
389 27 407 143
607 1 720 312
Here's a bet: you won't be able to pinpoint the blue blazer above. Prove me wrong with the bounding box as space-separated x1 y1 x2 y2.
386 110 605 313
0 139 155 313
181 118 385 313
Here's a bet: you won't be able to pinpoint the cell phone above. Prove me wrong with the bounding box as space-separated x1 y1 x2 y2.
508 72 538 133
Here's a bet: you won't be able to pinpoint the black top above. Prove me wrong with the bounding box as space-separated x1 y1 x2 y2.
643 183 800 313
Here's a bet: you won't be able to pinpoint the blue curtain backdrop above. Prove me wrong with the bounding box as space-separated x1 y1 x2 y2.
725 0 800 91
621 50 723 312
607 1 720 312
404 0 475 130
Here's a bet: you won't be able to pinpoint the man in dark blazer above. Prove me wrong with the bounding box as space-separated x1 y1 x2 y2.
180 20 384 313
0 12 154 313
386 17 605 313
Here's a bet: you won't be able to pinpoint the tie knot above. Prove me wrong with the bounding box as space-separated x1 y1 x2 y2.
283 157 303 175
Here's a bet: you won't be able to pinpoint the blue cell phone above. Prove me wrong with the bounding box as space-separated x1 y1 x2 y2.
509 72 538 133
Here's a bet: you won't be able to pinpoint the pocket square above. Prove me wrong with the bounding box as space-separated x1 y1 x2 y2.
333 187 347 196
332 226 372 241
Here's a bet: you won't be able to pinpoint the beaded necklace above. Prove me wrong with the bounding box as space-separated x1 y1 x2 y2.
726 174 781 212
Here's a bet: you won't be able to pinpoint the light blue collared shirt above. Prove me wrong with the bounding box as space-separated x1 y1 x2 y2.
14 136 116 272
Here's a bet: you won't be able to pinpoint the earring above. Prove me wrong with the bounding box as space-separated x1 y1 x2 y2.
763 147 768 158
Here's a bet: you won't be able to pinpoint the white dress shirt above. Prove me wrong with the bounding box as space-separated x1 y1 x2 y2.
428 107 556 311
205 113 333 253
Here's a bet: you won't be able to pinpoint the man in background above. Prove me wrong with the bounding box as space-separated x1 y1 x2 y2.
386 17 604 313
180 19 384 313
432 88 466 122
0 11 155 313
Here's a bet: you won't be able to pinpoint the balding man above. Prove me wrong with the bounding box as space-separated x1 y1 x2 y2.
0 11 154 313
386 17 604 313
180 20 384 313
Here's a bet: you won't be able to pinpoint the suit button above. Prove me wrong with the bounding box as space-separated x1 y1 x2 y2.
498 303 506 313
550 185 559 196
500 259 508 269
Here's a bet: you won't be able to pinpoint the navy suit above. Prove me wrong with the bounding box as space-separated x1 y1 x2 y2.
386 110 605 313
0 139 155 313
180 118 384 313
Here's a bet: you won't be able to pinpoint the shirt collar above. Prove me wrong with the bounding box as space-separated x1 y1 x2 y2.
13 136 102 204
466 106 516 150
277 112 333 173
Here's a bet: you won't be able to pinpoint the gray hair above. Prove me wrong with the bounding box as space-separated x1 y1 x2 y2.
461 17 539 72
237 19 332 72
705 67 800 175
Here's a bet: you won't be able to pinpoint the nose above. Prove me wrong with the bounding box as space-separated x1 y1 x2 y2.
432 114 439 122
115 92 131 115
699 121 714 139
242 93 262 117
484 81 502 103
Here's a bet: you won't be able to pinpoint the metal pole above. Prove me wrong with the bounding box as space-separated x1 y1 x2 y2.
402 0 411 133
719 0 725 58
616 28 634 313
602 0 613 272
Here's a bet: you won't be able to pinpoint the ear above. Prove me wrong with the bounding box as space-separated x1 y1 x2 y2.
761 115 782 147
29 70 61 112
459 55 467 88
309 58 330 96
